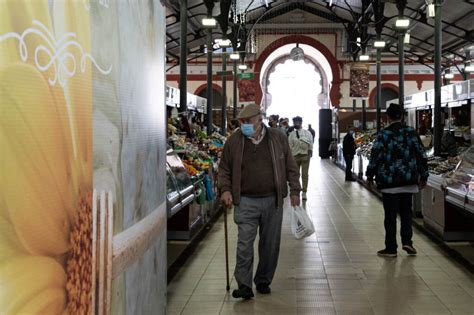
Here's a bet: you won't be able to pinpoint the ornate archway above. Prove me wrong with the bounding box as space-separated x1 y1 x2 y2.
262 54 329 112
254 35 342 107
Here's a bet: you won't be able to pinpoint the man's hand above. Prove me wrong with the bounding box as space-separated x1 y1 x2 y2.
308 150 313 158
291 195 300 207
221 191 233 208
419 180 427 190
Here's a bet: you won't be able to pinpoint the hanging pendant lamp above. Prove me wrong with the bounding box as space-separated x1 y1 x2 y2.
290 43 304 61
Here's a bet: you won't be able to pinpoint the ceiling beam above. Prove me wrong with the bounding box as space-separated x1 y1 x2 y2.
405 5 471 34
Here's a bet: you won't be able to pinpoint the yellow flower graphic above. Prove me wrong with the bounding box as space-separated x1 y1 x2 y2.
0 0 96 313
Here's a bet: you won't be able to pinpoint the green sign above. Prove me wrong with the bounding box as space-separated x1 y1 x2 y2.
238 73 254 80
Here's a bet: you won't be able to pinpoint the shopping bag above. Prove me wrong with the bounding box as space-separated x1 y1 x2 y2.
291 206 315 239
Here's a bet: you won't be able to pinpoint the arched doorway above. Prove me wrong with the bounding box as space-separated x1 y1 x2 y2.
264 55 323 129
254 35 342 107
369 83 400 109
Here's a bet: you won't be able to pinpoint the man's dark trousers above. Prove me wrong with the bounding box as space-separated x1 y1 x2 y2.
344 154 353 180
382 193 413 251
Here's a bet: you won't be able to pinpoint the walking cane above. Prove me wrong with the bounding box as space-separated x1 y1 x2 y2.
223 203 230 291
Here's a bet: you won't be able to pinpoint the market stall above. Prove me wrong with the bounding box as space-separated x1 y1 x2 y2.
335 80 474 241
165 98 226 240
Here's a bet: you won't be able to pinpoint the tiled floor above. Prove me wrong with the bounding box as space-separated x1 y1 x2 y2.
167 159 474 315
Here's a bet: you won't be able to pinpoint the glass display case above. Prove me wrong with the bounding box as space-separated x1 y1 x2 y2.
446 146 474 198
166 149 206 240
167 150 193 197
166 166 181 218
436 145 474 240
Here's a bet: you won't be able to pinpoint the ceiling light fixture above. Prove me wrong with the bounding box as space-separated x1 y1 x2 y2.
465 61 474 72
444 72 454 79
238 64 248 70
404 32 410 44
216 38 231 48
201 18 216 27
230 53 240 60
374 40 386 48
427 3 435 18
395 18 410 29
359 54 370 61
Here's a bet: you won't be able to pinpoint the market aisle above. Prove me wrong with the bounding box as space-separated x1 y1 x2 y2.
167 159 474 315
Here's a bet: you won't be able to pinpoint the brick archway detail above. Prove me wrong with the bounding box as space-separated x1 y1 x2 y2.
254 35 342 107
368 83 399 108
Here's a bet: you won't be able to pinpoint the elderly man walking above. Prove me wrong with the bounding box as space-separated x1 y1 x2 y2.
218 104 301 299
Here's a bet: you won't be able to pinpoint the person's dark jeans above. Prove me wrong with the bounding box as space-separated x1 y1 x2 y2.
344 154 353 179
382 193 413 251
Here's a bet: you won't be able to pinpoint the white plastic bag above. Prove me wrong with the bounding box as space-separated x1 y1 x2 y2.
291 206 315 239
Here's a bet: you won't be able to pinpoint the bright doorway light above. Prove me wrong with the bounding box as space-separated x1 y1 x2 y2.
266 59 322 134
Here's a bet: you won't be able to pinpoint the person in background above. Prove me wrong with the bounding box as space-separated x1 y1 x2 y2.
366 103 429 257
342 127 356 181
279 118 290 135
268 115 280 128
228 119 240 133
179 114 192 138
288 116 313 200
219 104 301 300
307 124 315 143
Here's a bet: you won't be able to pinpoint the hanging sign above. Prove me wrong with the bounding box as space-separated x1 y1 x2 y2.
238 73 255 80
349 62 370 98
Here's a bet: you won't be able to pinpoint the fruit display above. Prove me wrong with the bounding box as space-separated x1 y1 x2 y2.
353 131 377 159
183 162 200 176
182 155 212 176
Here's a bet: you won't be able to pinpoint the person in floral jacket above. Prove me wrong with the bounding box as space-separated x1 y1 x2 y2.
366 103 429 257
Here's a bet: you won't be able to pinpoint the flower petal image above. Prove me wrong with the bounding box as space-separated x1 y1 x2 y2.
0 256 67 314
15 288 66 315
0 64 71 255
0 216 27 262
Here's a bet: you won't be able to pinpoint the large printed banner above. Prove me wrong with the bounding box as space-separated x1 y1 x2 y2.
238 77 257 105
0 1 101 314
350 62 370 98
0 0 167 314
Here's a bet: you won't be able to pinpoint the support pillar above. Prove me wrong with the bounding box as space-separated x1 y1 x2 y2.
398 32 405 111
362 99 367 130
376 47 382 132
233 61 237 118
433 0 442 155
221 49 227 135
179 0 187 112
205 11 213 135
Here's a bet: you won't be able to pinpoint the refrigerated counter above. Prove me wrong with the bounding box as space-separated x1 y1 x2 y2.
422 147 474 241
166 150 203 240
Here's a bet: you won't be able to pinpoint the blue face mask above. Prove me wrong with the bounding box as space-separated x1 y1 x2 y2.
241 123 255 136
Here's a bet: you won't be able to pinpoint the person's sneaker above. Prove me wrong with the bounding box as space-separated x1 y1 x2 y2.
302 192 307 200
377 249 397 257
232 285 254 299
402 245 417 256
256 283 271 294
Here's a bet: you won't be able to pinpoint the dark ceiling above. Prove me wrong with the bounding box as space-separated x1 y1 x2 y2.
165 0 474 68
